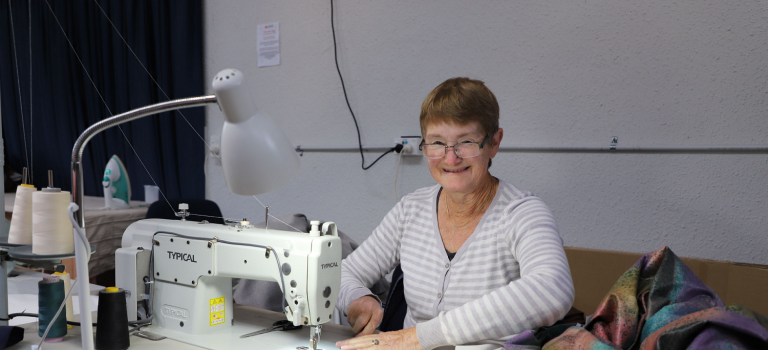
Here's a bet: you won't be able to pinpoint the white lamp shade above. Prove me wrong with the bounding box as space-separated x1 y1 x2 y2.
213 69 300 195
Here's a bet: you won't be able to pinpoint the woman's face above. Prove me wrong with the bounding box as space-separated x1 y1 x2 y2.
424 121 502 195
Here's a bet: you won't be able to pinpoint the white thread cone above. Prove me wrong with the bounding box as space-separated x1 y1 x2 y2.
8 186 37 245
32 191 74 255
54 272 75 322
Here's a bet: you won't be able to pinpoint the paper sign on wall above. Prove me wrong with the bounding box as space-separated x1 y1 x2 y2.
257 22 280 67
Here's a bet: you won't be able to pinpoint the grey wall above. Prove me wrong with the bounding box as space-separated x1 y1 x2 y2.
204 1 768 265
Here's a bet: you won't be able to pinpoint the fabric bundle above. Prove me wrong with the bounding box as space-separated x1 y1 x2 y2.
504 246 768 350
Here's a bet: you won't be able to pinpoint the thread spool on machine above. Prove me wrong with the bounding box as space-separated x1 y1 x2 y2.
8 168 37 245
6 170 75 255
38 275 68 342
52 271 75 322
32 171 74 255
96 287 130 350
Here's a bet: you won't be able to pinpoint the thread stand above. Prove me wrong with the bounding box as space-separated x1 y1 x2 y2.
0 244 95 326
0 239 26 248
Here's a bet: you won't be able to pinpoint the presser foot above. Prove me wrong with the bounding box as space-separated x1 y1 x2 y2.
308 324 322 350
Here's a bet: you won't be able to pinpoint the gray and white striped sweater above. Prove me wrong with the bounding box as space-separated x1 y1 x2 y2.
338 180 575 349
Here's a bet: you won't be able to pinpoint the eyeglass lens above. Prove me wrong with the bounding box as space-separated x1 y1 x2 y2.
423 143 481 159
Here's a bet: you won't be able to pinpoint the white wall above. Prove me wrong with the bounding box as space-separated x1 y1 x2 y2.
204 1 768 265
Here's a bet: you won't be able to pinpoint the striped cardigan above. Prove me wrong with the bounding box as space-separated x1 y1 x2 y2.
338 180 575 349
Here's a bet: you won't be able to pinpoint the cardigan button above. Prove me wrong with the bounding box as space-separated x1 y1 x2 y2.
445 263 450 268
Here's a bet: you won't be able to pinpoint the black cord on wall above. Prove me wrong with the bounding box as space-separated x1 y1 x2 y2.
330 0 401 170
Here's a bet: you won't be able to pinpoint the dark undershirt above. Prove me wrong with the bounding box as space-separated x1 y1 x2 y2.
446 250 457 261
436 188 457 261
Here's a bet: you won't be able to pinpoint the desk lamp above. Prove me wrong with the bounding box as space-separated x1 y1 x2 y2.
70 68 299 349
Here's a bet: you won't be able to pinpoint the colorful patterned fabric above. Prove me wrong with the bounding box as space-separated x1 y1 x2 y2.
504 247 768 350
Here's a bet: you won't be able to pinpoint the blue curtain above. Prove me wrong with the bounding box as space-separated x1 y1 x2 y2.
1 0 204 201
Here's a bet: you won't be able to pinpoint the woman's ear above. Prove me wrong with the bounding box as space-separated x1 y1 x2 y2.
490 128 503 154
487 128 503 169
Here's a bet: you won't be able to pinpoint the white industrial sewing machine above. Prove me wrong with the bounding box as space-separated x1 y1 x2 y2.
69 67 320 349
115 216 342 349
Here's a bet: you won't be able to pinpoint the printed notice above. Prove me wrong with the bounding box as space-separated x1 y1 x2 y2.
257 22 280 67
209 297 225 326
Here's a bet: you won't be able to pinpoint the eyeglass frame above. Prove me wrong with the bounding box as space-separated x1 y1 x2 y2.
418 135 489 159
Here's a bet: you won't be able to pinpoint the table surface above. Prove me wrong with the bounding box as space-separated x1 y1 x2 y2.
9 306 356 350
5 266 103 326
3 268 490 350
4 266 355 350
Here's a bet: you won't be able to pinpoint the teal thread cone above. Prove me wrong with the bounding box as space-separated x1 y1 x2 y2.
38 277 67 339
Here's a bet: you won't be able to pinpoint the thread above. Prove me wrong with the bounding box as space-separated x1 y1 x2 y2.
8 185 37 244
52 272 74 322
96 287 130 350
38 276 67 341
32 191 74 255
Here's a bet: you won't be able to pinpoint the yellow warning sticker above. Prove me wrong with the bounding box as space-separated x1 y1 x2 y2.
209 297 226 326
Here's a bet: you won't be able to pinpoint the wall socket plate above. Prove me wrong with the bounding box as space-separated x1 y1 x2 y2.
396 136 422 156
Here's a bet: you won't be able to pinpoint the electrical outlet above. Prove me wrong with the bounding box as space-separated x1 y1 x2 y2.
396 136 422 156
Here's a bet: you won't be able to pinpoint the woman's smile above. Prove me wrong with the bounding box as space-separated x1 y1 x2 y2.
425 121 501 195
443 166 470 174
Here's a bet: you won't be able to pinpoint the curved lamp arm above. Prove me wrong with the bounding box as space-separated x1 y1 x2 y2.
70 94 217 349
71 95 217 226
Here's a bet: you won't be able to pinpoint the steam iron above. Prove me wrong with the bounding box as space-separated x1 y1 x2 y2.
103 155 131 209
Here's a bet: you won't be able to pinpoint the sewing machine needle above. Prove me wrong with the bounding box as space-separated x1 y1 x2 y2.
310 325 322 350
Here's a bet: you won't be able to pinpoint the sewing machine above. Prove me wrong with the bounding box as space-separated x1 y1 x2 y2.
115 216 342 349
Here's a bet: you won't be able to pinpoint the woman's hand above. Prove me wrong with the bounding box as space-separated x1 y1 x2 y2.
347 295 384 336
336 327 421 350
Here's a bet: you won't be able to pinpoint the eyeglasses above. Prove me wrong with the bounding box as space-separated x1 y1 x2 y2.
419 135 489 159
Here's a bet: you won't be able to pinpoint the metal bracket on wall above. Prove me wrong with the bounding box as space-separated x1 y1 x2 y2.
610 136 618 151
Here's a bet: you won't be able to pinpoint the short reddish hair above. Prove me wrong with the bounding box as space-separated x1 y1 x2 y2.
419 77 499 145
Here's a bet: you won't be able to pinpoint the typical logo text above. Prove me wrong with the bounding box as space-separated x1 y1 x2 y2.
321 262 339 269
167 251 198 263
162 305 189 319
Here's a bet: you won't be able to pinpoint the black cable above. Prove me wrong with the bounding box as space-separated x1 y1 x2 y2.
330 0 398 170
0 312 38 321
0 313 97 327
365 149 395 168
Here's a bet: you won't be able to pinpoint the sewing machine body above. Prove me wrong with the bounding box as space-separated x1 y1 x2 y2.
115 218 341 345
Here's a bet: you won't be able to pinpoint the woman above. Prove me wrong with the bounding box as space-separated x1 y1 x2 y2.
336 78 574 350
